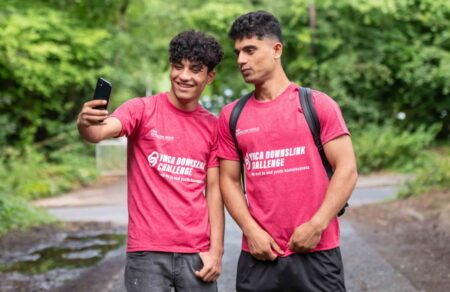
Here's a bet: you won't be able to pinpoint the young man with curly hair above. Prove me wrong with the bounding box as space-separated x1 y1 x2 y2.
77 30 224 292
218 11 358 291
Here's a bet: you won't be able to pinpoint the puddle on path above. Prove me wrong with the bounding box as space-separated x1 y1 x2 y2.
0 233 126 275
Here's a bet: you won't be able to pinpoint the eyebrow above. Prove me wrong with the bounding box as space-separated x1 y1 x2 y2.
234 45 257 54
190 63 203 70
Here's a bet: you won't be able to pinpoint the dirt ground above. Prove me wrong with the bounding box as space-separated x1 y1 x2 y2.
346 191 450 292
0 222 126 292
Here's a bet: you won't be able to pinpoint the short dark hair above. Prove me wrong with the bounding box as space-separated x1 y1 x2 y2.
169 30 224 72
228 10 283 43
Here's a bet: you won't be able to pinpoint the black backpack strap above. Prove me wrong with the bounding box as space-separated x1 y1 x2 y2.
229 92 253 193
298 87 348 216
299 87 334 179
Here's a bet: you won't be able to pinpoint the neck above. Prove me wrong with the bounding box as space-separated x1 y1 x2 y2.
168 90 199 111
254 68 291 102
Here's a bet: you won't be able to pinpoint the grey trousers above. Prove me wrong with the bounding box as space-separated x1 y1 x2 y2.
125 251 217 292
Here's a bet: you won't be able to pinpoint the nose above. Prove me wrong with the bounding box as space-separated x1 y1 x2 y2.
179 68 191 81
237 52 247 66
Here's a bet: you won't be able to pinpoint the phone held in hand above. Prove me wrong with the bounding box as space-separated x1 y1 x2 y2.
93 77 112 110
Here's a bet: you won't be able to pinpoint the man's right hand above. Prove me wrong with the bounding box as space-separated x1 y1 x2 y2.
76 100 121 143
245 226 284 261
77 100 109 127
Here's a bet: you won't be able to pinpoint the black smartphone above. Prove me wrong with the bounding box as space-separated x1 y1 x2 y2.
93 77 112 110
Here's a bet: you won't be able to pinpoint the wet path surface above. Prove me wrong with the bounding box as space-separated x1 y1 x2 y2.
25 175 417 292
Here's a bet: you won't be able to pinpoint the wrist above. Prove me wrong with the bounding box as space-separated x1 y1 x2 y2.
208 246 224 256
309 216 329 233
242 220 261 237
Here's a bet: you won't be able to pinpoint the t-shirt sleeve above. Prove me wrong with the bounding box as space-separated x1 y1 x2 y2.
207 123 219 168
313 91 350 145
110 98 145 137
217 106 240 161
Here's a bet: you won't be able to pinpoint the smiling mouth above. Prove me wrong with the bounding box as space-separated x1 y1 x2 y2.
177 82 194 88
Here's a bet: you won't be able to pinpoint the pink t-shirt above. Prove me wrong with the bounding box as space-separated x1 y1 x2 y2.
217 83 349 256
111 92 218 253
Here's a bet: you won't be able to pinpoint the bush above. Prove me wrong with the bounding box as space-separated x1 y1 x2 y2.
352 123 440 174
0 137 99 233
0 194 55 234
1 147 99 200
398 152 450 198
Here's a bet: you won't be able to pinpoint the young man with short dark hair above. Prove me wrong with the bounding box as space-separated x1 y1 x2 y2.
77 30 224 292
218 11 358 291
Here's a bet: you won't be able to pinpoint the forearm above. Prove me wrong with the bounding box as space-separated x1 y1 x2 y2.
206 187 224 255
77 117 121 143
77 122 105 143
311 165 358 230
220 176 260 236
204 167 224 255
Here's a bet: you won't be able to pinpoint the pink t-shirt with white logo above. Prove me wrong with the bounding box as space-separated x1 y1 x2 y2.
111 92 218 253
217 83 349 256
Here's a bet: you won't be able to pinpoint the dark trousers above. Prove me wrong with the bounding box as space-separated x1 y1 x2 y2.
236 248 346 292
125 251 217 292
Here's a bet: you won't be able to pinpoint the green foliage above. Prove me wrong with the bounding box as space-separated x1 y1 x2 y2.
1 144 99 200
398 152 450 198
353 123 440 174
0 1 113 148
0 193 54 234
0 136 99 233
280 0 450 138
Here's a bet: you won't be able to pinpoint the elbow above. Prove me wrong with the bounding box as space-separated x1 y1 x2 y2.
83 136 102 144
336 163 358 186
348 165 358 187
352 168 358 185
219 176 240 196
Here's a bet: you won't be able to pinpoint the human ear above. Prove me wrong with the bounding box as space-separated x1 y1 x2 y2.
206 71 216 85
273 42 283 59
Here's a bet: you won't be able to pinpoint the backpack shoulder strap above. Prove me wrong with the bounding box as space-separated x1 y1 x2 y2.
298 87 348 216
229 92 253 193
229 92 253 153
298 87 334 179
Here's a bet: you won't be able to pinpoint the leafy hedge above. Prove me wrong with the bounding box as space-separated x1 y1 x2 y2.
352 123 440 174
0 125 99 233
0 194 54 234
398 151 450 198
1 149 99 201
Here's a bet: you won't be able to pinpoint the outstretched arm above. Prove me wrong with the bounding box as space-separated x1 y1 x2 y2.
288 134 358 252
195 167 224 282
77 99 122 143
220 159 283 261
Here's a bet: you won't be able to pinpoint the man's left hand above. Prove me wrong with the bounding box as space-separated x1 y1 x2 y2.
195 250 222 282
288 221 323 253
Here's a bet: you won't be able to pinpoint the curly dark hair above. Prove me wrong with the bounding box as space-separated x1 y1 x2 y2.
228 10 283 43
169 30 224 72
